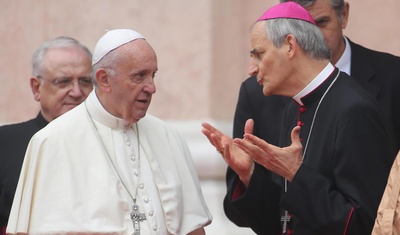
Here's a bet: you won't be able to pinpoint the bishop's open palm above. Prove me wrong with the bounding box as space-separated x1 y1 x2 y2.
201 121 255 186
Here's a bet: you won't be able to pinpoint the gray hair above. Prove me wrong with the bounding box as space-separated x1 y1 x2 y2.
279 0 345 22
32 36 92 76
91 46 121 87
265 18 331 60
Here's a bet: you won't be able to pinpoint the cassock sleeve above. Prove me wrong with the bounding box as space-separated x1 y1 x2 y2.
224 164 282 235
224 79 258 228
225 78 288 234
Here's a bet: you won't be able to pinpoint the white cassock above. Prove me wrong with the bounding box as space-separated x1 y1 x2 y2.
7 91 212 235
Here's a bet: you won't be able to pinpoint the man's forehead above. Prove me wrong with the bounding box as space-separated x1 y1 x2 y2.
250 22 267 39
304 0 336 20
251 21 266 33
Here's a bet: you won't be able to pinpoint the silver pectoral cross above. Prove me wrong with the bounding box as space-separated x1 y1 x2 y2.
281 210 291 234
130 202 146 235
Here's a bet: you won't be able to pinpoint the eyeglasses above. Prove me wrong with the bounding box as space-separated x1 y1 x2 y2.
37 75 93 91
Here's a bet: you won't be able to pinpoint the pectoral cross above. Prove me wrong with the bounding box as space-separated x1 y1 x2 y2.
130 202 146 235
281 210 291 234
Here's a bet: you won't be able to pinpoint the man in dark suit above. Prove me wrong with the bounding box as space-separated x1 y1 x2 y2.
0 36 93 234
223 0 400 233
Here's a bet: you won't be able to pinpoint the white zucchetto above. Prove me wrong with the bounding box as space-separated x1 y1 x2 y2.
92 29 145 65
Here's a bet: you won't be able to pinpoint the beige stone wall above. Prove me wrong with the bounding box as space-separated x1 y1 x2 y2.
0 2 399 233
1 1 399 125
1 0 400 178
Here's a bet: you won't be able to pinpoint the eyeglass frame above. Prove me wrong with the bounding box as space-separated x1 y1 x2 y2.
37 75 93 90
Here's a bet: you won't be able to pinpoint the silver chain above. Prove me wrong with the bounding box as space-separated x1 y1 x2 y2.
84 102 141 204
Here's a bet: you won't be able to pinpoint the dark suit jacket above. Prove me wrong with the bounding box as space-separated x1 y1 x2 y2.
0 113 48 227
348 39 400 148
226 39 400 234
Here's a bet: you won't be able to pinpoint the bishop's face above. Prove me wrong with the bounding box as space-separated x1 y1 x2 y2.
106 39 158 123
248 21 291 96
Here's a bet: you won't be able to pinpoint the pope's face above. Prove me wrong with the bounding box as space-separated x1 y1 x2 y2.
107 40 157 123
248 21 291 96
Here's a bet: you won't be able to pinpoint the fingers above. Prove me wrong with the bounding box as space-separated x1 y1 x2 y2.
201 122 228 153
211 133 225 153
241 133 268 148
201 127 216 147
290 126 302 149
233 136 260 156
201 122 223 137
222 143 229 159
244 119 254 135
289 126 303 157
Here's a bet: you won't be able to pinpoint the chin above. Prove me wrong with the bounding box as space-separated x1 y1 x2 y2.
61 107 74 114
262 88 272 96
131 113 147 123
65 104 79 110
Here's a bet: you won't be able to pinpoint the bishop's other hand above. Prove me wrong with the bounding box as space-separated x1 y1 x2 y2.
234 125 303 182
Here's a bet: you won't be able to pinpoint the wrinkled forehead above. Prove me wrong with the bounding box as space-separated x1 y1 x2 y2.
42 47 92 72
250 21 268 39
112 40 158 72
120 40 157 61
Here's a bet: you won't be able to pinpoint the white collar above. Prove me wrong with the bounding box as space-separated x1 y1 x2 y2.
87 90 131 128
293 63 335 106
335 37 351 75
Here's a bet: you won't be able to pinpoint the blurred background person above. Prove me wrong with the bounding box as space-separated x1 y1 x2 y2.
372 150 400 235
0 36 93 235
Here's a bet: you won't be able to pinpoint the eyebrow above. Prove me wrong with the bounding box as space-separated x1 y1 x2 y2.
250 48 263 56
313 15 330 24
250 49 258 55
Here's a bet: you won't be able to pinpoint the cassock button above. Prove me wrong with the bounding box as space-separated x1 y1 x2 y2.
139 184 144 189
143 197 149 203
153 226 158 231
299 107 307 112
127 141 131 147
130 157 135 161
297 121 304 126
148 211 154 216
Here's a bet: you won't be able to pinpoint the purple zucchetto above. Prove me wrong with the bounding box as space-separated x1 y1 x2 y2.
92 29 145 65
257 2 316 25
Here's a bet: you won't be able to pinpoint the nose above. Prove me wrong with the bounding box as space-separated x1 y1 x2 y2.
68 80 84 98
143 78 156 94
248 63 259 77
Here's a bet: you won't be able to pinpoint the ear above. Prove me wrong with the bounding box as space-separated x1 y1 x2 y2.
341 2 350 29
30 77 41 101
95 68 111 92
285 34 297 58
